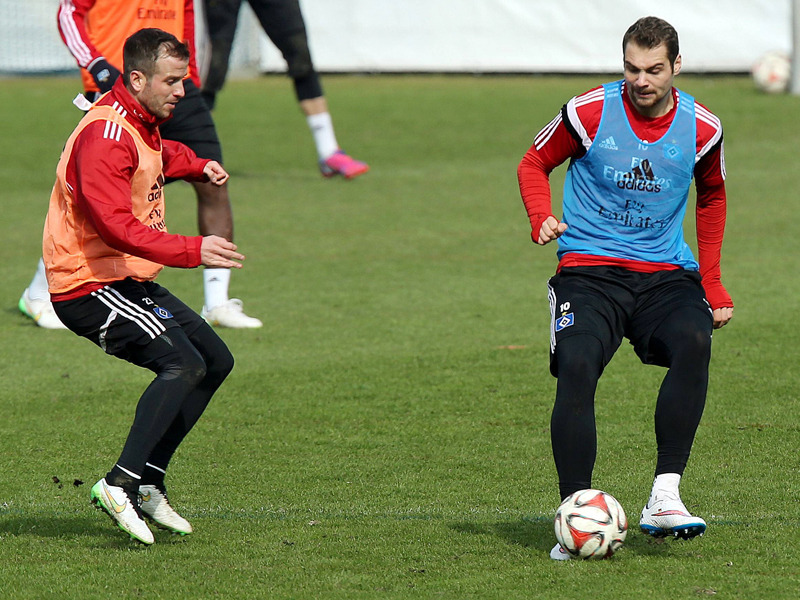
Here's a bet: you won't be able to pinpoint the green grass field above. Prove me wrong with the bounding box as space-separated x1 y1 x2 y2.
1 73 799 599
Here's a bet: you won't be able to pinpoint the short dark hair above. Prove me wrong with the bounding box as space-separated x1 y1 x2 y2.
122 28 190 84
622 17 680 67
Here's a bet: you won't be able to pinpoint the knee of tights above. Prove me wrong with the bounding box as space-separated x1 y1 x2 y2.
151 333 208 386
554 337 604 380
205 348 234 386
283 32 313 78
204 44 234 95
654 313 712 365
281 32 323 101
681 329 712 364
160 354 207 388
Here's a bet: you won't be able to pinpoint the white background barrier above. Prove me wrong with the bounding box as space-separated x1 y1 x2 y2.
1 0 792 74
256 0 791 73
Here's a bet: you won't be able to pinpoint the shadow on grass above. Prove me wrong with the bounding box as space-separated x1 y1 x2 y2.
0 512 186 548
449 516 705 559
622 530 709 557
449 516 553 554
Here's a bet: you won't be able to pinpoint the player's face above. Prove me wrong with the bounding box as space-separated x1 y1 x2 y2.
623 42 681 118
138 55 188 120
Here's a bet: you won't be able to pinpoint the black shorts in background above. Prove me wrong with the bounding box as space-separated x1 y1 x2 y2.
547 266 713 375
161 79 223 166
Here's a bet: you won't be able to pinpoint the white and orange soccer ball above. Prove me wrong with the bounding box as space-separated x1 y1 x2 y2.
751 51 791 94
554 489 628 559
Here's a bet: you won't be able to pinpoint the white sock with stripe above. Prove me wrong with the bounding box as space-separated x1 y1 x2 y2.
307 112 339 160
204 268 230 310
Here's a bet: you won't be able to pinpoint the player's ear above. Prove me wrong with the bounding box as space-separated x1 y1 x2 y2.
673 54 682 76
129 70 147 93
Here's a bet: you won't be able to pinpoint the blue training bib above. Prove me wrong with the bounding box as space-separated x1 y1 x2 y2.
557 80 699 270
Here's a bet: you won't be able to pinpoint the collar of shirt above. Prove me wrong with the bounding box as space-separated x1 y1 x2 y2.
99 78 170 148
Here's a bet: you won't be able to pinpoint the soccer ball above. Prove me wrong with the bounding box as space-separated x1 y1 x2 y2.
751 51 791 94
554 489 628 559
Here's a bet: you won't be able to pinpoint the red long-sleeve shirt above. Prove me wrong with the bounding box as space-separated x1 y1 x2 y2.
518 83 732 309
50 78 209 301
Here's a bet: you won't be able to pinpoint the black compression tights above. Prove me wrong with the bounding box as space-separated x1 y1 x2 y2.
650 309 712 477
112 326 233 483
551 336 603 500
551 308 711 500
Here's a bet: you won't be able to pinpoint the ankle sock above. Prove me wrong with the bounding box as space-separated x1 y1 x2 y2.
649 473 681 503
141 463 166 487
106 465 141 495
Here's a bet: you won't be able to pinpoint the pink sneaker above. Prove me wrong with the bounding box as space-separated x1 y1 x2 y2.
320 150 369 179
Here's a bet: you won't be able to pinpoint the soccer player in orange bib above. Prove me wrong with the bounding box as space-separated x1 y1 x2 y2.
20 0 261 329
44 28 244 544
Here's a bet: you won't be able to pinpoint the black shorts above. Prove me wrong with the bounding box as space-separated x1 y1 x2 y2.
160 79 223 165
52 279 208 363
547 266 713 374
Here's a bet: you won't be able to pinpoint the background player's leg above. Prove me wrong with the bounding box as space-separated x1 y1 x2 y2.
247 0 368 178
201 0 244 109
161 79 262 329
18 258 66 329
193 179 233 241
193 177 262 328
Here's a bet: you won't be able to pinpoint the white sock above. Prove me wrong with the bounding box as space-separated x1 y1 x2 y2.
28 258 50 301
203 268 231 310
650 473 682 502
306 112 339 160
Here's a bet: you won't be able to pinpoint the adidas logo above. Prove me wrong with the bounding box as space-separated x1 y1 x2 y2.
616 159 661 193
631 158 655 180
598 136 618 150
148 174 165 202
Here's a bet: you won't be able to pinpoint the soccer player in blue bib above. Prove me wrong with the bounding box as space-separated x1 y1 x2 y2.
517 16 734 560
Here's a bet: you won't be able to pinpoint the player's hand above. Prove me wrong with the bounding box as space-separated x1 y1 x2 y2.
88 58 121 94
713 307 733 329
703 283 733 329
200 235 244 269
538 216 568 245
204 161 229 186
